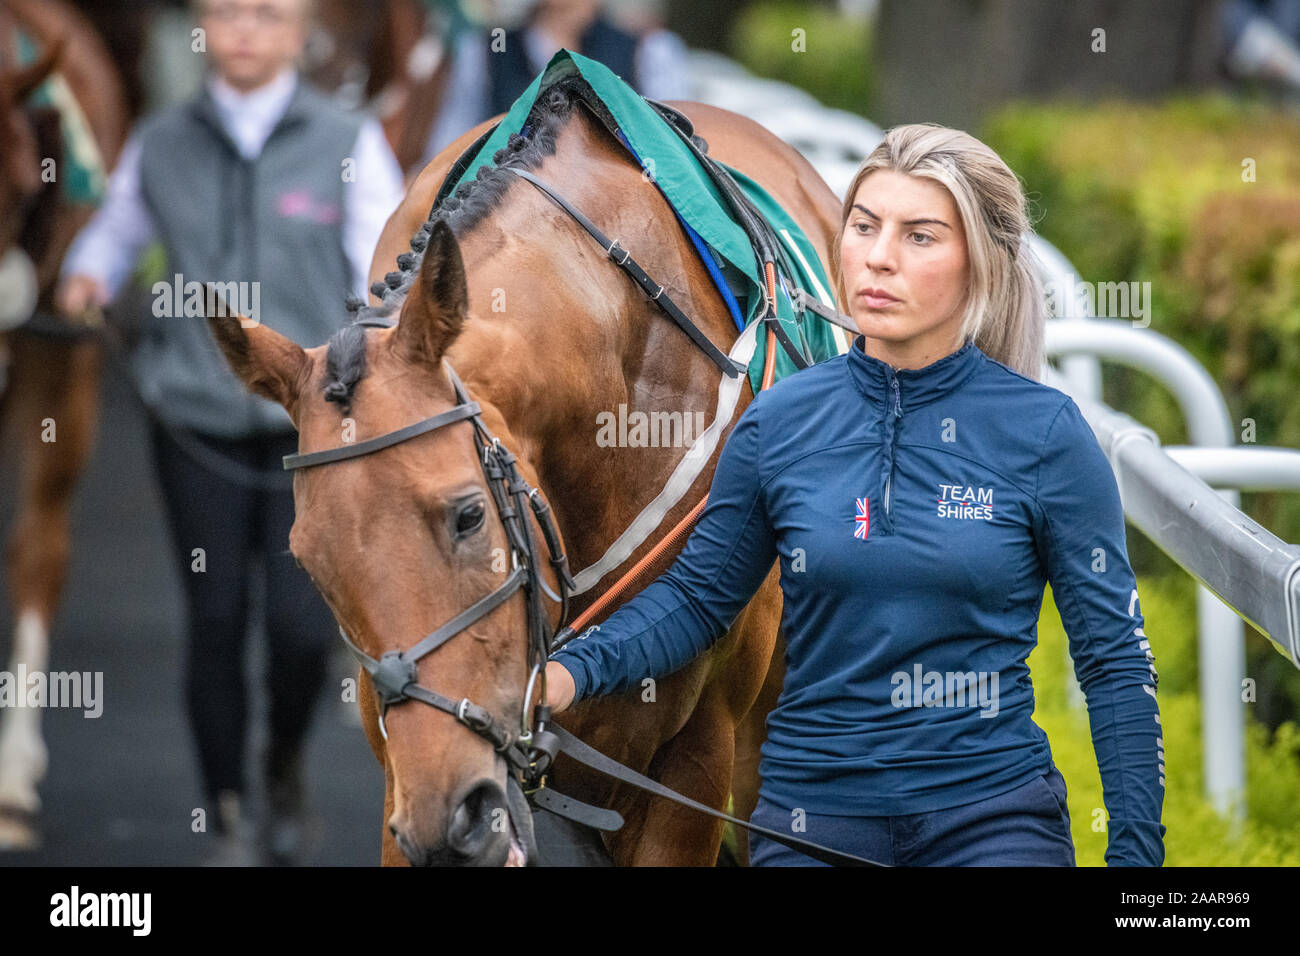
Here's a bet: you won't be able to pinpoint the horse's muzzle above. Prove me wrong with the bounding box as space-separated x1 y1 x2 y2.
389 778 524 867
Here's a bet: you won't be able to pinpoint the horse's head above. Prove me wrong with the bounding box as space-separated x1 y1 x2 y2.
207 220 563 866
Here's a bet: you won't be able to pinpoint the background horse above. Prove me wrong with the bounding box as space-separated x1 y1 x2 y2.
0 0 127 849
303 0 455 175
208 79 841 865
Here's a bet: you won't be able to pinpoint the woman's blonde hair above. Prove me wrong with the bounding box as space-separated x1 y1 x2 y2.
829 123 1045 379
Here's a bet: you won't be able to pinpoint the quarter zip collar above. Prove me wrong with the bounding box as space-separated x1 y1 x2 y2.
846 335 983 412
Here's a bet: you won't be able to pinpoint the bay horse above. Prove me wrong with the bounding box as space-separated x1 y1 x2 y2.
0 0 127 850
207 79 845 865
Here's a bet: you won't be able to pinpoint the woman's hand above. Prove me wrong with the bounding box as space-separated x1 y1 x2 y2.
545 660 576 713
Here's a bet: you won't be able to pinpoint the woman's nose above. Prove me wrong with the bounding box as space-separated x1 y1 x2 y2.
865 232 897 274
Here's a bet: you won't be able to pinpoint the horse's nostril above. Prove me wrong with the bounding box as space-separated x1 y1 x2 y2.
446 780 507 860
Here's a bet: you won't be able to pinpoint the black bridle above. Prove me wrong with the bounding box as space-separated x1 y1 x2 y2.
284 357 574 780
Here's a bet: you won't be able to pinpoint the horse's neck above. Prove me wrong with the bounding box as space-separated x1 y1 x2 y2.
446 295 739 590
439 107 743 582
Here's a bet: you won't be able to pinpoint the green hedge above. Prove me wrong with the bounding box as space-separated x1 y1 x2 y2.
984 97 1300 548
728 1 873 117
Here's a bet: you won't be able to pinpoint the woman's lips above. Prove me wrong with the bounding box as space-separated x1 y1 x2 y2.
857 289 901 308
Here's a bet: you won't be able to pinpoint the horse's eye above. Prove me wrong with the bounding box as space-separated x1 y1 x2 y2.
455 500 486 536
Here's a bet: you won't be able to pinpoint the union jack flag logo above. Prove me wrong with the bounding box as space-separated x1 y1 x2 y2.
854 497 870 539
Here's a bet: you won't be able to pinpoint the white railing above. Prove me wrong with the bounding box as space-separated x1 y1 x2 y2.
1044 323 1300 820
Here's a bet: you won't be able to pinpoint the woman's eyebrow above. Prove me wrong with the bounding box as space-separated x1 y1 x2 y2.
851 203 952 229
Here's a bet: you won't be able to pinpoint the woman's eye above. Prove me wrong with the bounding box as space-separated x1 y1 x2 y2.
854 222 874 235
455 501 486 536
910 232 935 245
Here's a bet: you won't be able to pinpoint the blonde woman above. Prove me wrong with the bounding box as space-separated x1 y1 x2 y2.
545 124 1165 866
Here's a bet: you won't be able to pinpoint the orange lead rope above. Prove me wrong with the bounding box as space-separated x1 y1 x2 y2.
563 265 783 636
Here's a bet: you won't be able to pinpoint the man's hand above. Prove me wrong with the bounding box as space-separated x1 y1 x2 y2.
545 661 576 713
56 274 109 321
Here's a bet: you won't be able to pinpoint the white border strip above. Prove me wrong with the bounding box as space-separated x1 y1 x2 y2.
570 319 760 595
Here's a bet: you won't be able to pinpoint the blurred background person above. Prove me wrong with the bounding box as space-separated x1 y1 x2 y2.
55 0 405 864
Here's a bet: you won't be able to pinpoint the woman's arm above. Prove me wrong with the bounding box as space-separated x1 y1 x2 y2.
548 397 778 709
1034 398 1166 867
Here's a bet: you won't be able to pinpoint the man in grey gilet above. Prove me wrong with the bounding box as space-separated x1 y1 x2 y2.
57 0 405 865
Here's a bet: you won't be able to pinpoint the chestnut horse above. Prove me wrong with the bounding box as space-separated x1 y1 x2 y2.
207 80 844 865
0 0 127 849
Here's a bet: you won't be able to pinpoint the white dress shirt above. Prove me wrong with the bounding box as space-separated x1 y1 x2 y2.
63 69 406 300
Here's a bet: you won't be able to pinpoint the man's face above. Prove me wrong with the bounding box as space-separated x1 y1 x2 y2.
199 0 309 91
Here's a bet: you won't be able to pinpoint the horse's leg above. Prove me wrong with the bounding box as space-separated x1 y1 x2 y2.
0 333 101 848
614 689 736 866
603 568 782 866
728 633 786 865
716 566 785 865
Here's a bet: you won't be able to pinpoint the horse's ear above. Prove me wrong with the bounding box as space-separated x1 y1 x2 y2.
205 284 307 415
8 35 65 102
393 219 467 366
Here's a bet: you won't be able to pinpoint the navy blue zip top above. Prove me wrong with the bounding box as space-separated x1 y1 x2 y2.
552 336 1166 866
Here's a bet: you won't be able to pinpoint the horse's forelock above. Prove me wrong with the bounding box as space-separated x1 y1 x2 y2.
322 322 368 414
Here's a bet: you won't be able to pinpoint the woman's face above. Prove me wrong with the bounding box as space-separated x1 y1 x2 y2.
839 169 970 369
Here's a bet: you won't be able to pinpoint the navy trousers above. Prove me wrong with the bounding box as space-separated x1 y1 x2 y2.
748 765 1076 866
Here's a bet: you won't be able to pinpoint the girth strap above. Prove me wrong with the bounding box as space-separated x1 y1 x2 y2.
502 166 746 380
